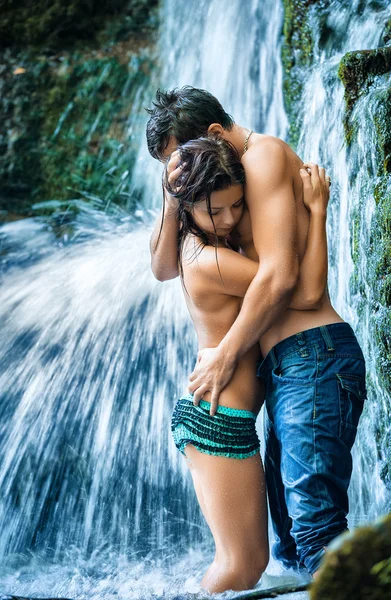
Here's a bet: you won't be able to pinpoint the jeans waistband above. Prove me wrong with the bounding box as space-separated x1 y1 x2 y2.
258 322 356 374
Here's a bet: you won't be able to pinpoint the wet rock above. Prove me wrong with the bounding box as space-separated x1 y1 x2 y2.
310 513 391 600
335 36 391 462
338 46 391 141
281 0 330 148
281 0 391 490
362 81 391 393
222 582 309 598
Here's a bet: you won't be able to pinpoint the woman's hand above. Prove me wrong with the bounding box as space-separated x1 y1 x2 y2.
300 162 330 215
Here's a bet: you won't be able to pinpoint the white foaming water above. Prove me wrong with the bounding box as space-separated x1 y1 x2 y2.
0 1 390 599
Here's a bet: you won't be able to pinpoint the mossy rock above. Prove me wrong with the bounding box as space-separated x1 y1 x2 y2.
370 88 391 393
0 0 158 48
373 87 391 174
384 17 391 44
281 0 330 148
310 513 391 600
338 46 391 142
341 67 391 397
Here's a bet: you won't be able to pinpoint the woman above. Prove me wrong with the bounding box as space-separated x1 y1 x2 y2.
163 137 330 593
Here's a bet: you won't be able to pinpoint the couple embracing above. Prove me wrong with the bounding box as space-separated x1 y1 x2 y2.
145 86 367 593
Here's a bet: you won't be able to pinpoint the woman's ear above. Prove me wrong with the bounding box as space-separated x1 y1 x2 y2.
207 123 224 136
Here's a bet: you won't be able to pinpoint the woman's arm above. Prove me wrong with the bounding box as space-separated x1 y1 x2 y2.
287 163 330 310
184 242 258 298
287 211 327 310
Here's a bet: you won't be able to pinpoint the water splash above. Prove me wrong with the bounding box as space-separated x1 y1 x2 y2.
0 0 390 598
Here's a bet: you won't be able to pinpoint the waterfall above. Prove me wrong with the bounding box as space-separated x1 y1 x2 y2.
296 0 391 524
0 0 390 598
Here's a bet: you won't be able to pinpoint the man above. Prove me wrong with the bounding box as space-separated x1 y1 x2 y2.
145 85 367 577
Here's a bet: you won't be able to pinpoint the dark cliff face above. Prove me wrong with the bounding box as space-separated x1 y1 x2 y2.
0 0 159 217
281 0 391 482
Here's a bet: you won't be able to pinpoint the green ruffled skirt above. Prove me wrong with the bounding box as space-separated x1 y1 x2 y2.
171 393 260 459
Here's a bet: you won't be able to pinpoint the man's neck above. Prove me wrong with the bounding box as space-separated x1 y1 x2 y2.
224 124 252 157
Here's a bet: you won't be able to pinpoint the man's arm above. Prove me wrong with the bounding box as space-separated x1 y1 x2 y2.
193 164 329 307
188 140 300 413
150 189 180 281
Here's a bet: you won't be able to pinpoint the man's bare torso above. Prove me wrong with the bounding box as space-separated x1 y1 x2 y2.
229 134 343 358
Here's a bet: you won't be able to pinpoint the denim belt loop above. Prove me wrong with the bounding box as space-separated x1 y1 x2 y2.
295 331 309 357
320 325 335 352
296 332 306 346
270 347 278 369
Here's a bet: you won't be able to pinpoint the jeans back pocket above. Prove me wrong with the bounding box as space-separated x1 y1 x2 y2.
336 373 367 448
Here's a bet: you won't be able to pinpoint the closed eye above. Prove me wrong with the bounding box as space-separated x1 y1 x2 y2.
210 196 244 215
233 196 244 207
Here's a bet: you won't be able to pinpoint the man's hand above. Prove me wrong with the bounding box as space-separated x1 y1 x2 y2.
165 149 185 194
187 346 238 416
149 150 183 281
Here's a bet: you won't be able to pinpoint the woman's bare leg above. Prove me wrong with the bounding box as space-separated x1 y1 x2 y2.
184 444 269 593
185 456 220 582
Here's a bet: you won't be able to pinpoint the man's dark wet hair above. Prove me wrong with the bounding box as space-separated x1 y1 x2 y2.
145 86 235 160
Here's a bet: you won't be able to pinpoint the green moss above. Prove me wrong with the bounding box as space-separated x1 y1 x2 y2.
337 48 391 398
0 0 158 48
384 17 391 44
0 0 159 216
0 47 155 214
281 0 330 148
369 87 391 392
310 513 391 600
338 47 391 142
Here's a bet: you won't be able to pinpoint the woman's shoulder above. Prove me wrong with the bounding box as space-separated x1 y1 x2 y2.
181 235 232 277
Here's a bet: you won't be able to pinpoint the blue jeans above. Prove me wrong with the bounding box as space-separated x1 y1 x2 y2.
257 322 367 575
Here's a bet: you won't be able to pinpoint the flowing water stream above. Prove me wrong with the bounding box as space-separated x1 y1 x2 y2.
0 1 390 598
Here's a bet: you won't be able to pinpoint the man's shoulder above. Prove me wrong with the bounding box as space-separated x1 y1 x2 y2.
242 134 292 184
244 134 299 164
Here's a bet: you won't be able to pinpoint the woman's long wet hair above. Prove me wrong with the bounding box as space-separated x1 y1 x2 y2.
156 136 246 284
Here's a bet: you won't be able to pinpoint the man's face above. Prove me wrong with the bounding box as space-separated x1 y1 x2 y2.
160 136 179 162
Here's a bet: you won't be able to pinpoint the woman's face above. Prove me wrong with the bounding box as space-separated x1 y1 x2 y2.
191 184 244 238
